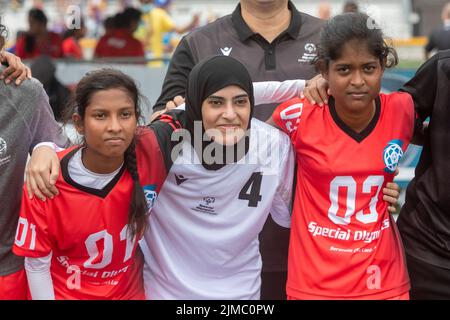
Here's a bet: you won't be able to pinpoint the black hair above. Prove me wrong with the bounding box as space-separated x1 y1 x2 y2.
122 7 142 24
64 69 149 239
103 16 115 30
114 8 141 29
314 12 398 72
113 13 127 29
29 8 48 25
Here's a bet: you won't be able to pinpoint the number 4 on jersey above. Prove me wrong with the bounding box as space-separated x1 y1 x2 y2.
239 172 263 207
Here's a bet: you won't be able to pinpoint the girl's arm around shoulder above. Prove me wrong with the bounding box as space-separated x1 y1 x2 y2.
253 79 305 106
269 142 295 228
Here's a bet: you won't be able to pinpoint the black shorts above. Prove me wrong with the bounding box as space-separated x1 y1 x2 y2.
260 271 287 300
406 253 450 300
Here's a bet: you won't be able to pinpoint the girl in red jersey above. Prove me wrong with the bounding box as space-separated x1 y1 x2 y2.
13 69 167 299
268 13 420 300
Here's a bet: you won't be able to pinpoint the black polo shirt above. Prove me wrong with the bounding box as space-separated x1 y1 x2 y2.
153 1 324 273
153 1 323 120
397 50 450 269
425 23 450 54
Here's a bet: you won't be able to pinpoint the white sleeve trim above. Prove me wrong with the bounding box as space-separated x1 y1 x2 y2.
253 80 305 106
175 103 186 110
269 141 295 228
24 253 56 300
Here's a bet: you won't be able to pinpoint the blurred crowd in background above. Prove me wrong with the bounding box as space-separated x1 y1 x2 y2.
1 0 448 63
0 0 449 129
2 0 208 62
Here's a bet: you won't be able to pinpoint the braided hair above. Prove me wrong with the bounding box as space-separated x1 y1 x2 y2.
64 68 149 238
124 138 148 238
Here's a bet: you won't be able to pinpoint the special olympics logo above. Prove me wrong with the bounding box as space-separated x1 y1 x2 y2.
203 197 215 206
304 43 316 54
0 137 7 157
143 185 158 210
383 140 404 173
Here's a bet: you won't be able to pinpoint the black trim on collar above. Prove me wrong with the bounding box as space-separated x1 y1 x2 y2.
61 147 126 199
148 109 186 173
231 1 301 43
328 96 381 143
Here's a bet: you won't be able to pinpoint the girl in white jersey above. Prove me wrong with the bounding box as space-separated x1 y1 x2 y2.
140 56 295 299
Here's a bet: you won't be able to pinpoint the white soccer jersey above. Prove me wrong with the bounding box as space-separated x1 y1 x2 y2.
140 119 294 300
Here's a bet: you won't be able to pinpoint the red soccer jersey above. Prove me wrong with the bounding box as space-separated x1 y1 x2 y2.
273 93 415 299
94 29 144 58
13 127 167 300
15 32 63 59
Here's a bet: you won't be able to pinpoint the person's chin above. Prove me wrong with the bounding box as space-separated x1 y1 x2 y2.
102 146 128 158
346 98 370 111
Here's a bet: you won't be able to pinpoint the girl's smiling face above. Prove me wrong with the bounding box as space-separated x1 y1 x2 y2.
201 85 251 146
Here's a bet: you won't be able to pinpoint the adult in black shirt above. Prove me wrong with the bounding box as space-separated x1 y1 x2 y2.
397 50 450 299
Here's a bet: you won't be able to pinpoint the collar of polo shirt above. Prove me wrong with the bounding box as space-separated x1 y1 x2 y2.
231 1 302 43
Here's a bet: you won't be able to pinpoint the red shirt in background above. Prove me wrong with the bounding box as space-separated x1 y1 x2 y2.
15 32 63 59
94 29 144 58
62 37 83 59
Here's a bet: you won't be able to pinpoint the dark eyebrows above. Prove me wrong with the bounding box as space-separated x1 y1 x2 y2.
334 63 351 68
207 93 249 100
207 95 224 100
362 61 378 67
234 94 249 99
335 59 379 67
89 106 135 113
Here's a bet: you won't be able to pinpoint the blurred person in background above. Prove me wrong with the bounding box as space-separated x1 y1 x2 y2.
30 56 71 122
11 0 25 11
425 2 450 59
102 16 116 37
397 50 450 299
32 0 44 9
15 8 63 60
62 18 87 60
318 1 332 20
94 8 144 59
343 1 359 13
85 0 107 38
137 0 199 66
